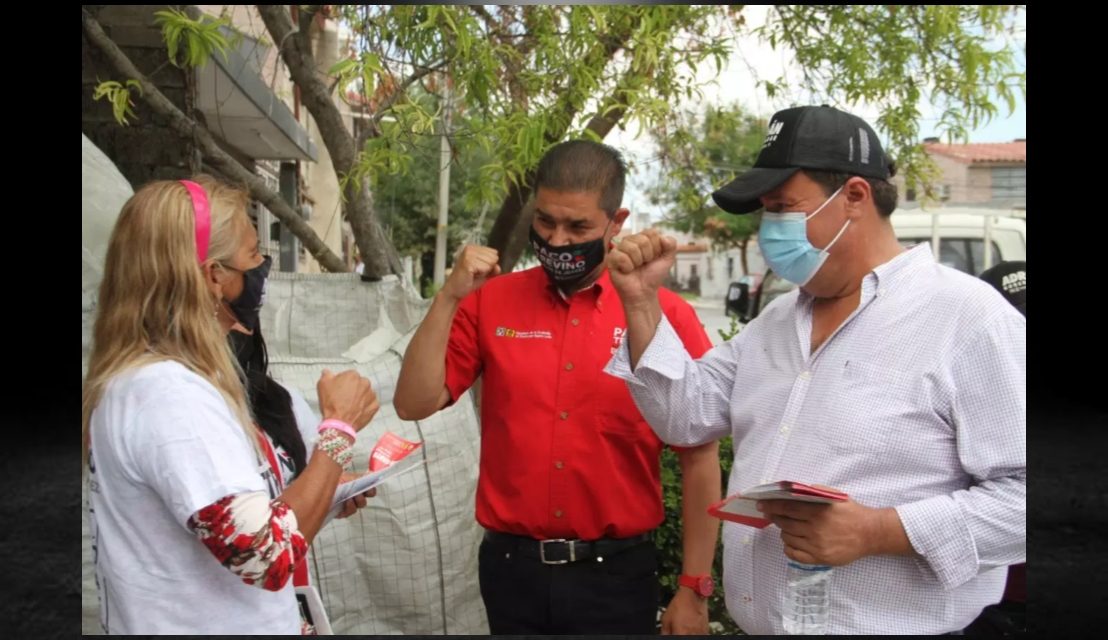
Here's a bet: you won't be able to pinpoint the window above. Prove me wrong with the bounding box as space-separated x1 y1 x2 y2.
900 238 1003 276
937 238 970 272
991 166 1026 203
255 161 282 258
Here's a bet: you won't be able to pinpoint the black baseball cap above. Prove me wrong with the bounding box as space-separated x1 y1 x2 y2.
712 105 895 214
979 260 1026 317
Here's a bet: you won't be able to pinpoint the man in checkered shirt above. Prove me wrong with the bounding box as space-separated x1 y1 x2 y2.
604 106 1025 635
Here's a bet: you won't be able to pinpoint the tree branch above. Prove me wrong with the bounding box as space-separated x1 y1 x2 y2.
259 5 357 171
257 4 402 277
468 5 497 32
356 59 450 151
82 7 347 272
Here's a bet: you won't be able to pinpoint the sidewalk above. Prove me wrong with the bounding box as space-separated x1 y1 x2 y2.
685 295 724 311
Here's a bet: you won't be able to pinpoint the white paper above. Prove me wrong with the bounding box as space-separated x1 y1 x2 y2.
717 483 843 520
739 486 843 503
325 455 425 522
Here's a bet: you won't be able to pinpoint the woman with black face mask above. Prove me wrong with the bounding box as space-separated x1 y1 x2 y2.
84 175 379 635
218 254 372 515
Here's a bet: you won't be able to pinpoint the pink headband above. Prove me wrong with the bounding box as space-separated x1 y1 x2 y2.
179 180 211 263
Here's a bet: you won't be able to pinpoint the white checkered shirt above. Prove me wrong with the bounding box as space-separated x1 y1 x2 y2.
605 244 1026 635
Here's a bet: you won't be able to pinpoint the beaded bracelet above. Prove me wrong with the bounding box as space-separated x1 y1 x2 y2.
316 428 354 469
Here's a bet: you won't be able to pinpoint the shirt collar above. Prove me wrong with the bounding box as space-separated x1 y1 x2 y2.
545 268 612 312
797 242 934 305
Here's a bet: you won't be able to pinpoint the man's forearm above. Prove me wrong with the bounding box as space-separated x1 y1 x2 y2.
677 443 722 577
867 506 914 557
624 297 662 370
394 291 459 420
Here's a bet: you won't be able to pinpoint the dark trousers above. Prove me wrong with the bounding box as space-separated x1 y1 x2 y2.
964 564 1026 638
964 600 1026 638
478 532 659 635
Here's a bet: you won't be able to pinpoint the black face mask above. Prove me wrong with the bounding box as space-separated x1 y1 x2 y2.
223 255 272 331
529 224 610 290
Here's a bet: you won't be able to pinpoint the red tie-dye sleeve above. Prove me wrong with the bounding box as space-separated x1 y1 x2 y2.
187 491 307 591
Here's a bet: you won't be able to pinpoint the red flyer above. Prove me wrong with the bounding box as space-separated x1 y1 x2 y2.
369 432 422 472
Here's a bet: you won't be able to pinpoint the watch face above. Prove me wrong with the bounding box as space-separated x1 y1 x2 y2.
698 576 715 596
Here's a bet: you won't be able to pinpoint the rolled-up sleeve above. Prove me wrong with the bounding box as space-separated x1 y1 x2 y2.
896 310 1026 589
604 314 737 447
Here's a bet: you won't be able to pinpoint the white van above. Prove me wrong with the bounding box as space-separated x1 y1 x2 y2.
891 207 1026 276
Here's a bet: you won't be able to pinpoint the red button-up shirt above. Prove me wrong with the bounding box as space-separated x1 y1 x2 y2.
445 267 712 540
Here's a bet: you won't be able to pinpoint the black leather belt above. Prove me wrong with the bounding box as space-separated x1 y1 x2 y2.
483 530 652 565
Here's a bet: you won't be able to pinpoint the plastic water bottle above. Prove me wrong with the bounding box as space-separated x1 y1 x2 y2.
782 560 832 634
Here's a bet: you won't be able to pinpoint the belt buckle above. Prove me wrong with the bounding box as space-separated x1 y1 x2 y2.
539 538 574 565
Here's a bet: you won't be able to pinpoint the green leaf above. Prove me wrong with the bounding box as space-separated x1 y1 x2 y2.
328 59 357 76
93 80 140 125
154 8 231 69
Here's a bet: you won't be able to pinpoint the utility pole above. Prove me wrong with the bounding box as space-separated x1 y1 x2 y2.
433 76 452 287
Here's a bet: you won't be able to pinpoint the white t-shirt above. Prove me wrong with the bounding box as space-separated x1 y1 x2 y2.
87 360 314 635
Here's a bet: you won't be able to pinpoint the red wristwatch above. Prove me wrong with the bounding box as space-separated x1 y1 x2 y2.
678 574 715 598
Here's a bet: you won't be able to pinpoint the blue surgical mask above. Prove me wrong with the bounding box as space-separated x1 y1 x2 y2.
758 186 848 286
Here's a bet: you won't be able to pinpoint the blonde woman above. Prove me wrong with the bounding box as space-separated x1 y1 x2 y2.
83 176 379 634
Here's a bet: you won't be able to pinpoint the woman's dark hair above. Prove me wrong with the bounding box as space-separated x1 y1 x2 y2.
229 328 307 474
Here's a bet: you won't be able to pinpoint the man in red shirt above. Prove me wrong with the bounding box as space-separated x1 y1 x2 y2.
395 140 721 635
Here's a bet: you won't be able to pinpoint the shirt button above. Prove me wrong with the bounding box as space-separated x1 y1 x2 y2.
559 411 569 420
571 318 580 326
761 477 770 484
554 460 564 470
743 536 752 545
780 424 790 434
800 371 811 380
554 509 564 518
565 362 574 371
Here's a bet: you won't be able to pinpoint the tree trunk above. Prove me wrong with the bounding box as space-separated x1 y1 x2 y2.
349 181 403 279
499 199 537 272
258 5 400 277
485 179 533 269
